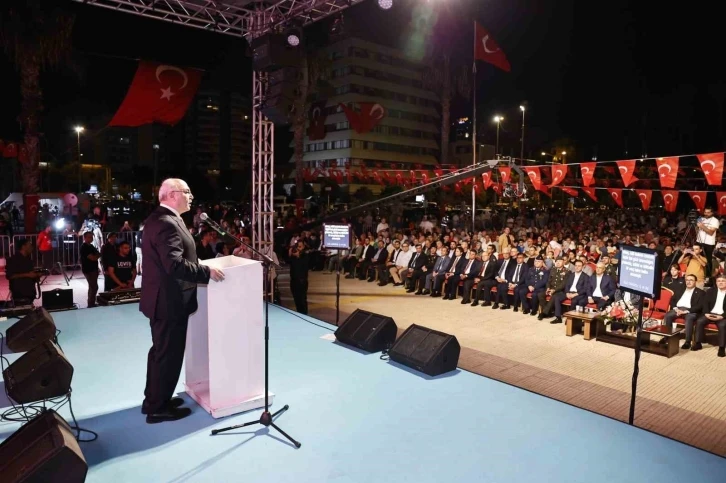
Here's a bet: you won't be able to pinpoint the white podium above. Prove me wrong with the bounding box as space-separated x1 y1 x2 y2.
184 255 271 418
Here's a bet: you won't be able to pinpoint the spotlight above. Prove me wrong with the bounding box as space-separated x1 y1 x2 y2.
378 0 393 10
287 33 300 47
54 218 66 231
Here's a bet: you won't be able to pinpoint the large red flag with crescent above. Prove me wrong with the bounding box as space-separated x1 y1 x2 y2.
616 160 639 187
690 191 707 212
697 152 724 186
482 172 493 189
549 165 567 187
718 192 726 216
339 102 386 134
499 167 511 184
491 182 502 195
635 190 652 211
474 23 511 72
662 190 679 212
607 188 623 207
523 167 542 191
109 61 202 126
656 157 679 188
560 186 578 197
580 162 596 187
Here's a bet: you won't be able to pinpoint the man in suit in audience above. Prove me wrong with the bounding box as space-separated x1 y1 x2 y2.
422 246 451 295
492 250 515 309
538 257 569 323
433 246 465 297
550 259 589 323
405 244 427 292
445 249 481 302
469 245 498 306
586 262 617 309
518 256 549 316
364 240 387 282
663 274 704 348
354 238 376 280
690 274 726 356
507 252 529 311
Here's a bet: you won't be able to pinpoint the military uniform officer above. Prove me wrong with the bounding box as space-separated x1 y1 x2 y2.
518 256 549 316
538 257 568 321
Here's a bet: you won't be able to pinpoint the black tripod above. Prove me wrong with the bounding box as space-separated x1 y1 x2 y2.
203 217 300 448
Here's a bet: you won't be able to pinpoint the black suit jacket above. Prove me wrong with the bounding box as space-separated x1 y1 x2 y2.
670 285 705 314
587 274 617 299
458 258 482 278
140 206 211 320
563 271 589 295
476 257 498 280
408 251 427 270
700 288 726 315
509 262 528 286
494 258 515 281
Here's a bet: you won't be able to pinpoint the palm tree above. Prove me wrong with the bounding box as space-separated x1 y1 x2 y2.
0 0 75 198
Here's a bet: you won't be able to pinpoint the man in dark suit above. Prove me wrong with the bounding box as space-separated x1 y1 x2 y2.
405 244 427 292
470 246 498 306
586 262 617 309
690 274 726 356
518 255 549 315
446 249 481 302
435 246 466 297
552 260 589 321
662 274 704 347
492 251 515 309
507 252 529 311
140 179 225 423
422 247 451 295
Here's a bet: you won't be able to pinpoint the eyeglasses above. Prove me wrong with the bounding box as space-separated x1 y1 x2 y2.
172 190 192 195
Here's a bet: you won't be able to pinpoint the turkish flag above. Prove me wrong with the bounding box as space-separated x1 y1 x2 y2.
17 145 28 163
492 182 502 195
524 167 542 191
582 187 598 202
24 194 39 234
339 102 386 134
580 162 596 187
616 160 639 187
635 190 652 210
421 172 429 185
499 167 511 184
474 23 511 72
607 188 623 207
307 100 327 140
3 142 18 158
717 192 726 216
109 62 201 127
690 191 707 212
482 172 493 189
538 185 552 197
662 190 679 212
697 152 724 186
560 187 578 197
549 165 567 187
656 157 679 188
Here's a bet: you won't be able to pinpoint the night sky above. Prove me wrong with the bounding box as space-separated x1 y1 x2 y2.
1 0 724 163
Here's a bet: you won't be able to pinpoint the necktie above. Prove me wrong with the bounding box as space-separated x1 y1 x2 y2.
393 250 400 263
450 257 459 272
480 261 488 276
513 264 520 283
412 253 419 266
465 259 473 274
499 260 508 277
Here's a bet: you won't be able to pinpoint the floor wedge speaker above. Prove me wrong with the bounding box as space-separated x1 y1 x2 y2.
334 309 397 353
5 307 56 352
388 324 460 376
3 340 73 404
0 409 88 483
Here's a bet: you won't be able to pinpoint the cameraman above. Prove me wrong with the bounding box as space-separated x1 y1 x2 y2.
679 244 707 289
696 207 720 282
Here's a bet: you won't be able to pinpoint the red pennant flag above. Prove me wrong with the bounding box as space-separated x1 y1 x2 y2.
421 173 429 185
582 187 598 202
339 102 386 134
690 191 707 212
499 167 511 184
482 172 493 189
454 182 463 193
662 190 679 212
17 145 29 164
718 192 726 216
581 162 596 187
607 188 623 207
307 100 327 140
655 157 679 188
3 142 18 158
549 165 567 187
560 187 578 197
635 190 652 211
616 160 639 187
697 152 725 186
109 61 202 127
524 167 542 191
538 185 552 197
475 23 511 72
492 183 502 195
434 168 444 178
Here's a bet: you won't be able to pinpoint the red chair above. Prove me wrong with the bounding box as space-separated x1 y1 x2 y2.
643 286 673 320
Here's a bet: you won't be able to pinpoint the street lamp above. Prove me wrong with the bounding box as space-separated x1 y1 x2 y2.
519 105 525 163
74 126 84 194
493 115 503 156
561 151 567 164
152 144 160 198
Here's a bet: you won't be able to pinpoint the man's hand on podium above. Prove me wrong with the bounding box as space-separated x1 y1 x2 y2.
210 268 225 282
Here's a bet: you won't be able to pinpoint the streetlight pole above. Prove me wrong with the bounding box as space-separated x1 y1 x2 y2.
493 115 503 157
152 144 160 198
519 105 525 163
74 126 84 194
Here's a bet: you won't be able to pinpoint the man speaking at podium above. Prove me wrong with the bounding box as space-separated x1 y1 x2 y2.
140 178 225 424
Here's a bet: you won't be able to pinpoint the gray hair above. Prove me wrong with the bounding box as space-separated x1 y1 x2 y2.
158 178 183 202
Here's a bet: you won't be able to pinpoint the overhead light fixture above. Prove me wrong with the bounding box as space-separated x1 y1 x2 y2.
287 33 300 47
286 23 303 47
378 0 393 10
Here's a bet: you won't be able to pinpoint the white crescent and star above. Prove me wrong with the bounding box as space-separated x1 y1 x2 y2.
528 171 538 179
618 166 628 173
693 195 702 203
638 193 647 201
481 35 499 54
554 169 564 182
720 195 726 206
156 65 189 101
611 192 619 200
701 159 716 176
657 163 672 177
664 193 674 204
312 107 321 119
582 167 591 175
370 104 385 119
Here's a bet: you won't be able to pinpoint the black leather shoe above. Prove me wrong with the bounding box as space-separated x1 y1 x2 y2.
691 342 703 351
471 301 479 307
550 317 562 324
492 303 499 309
141 397 185 414
719 347 725 358
681 342 691 350
522 309 529 315
482 301 491 307
146 407 192 424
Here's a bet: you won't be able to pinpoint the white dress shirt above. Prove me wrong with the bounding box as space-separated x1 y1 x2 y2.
463 259 474 275
160 203 181 218
569 272 582 292
593 275 603 298
397 250 413 268
710 290 726 315
675 288 694 309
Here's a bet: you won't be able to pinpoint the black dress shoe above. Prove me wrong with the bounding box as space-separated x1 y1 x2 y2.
492 303 499 309
719 347 726 358
141 397 185 414
415 291 424 295
499 305 509 310
422 289 430 295
482 301 491 307
513 307 519 313
550 317 562 324
471 301 479 307
146 407 192 424
537 313 545 320
522 309 529 315
530 311 539 317
681 342 691 350
691 342 703 351
461 299 470 304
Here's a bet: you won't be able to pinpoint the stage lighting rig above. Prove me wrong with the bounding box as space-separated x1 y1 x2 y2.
378 0 393 10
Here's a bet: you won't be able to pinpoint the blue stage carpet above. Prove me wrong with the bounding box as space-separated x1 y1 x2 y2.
1 304 724 482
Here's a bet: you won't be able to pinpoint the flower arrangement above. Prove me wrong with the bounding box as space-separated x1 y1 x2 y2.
600 299 641 333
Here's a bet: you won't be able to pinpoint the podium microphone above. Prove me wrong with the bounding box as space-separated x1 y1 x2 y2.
199 213 228 236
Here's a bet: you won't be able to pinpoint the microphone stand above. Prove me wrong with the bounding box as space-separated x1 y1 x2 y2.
203 217 301 448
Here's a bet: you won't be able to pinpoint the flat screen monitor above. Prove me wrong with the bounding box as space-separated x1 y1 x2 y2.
322 223 352 250
618 245 661 300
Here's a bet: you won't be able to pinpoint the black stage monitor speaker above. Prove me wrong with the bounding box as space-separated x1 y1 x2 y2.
0 409 88 483
5 307 56 352
252 34 301 71
3 341 73 404
388 324 460 376
42 289 74 311
334 309 397 353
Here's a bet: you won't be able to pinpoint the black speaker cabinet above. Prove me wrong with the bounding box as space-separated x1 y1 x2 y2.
5 307 56 352
252 34 301 71
3 341 74 404
0 409 88 483
42 288 74 311
388 324 460 376
334 309 397 353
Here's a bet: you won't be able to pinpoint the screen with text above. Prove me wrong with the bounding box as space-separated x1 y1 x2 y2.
619 245 660 299
323 223 351 250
